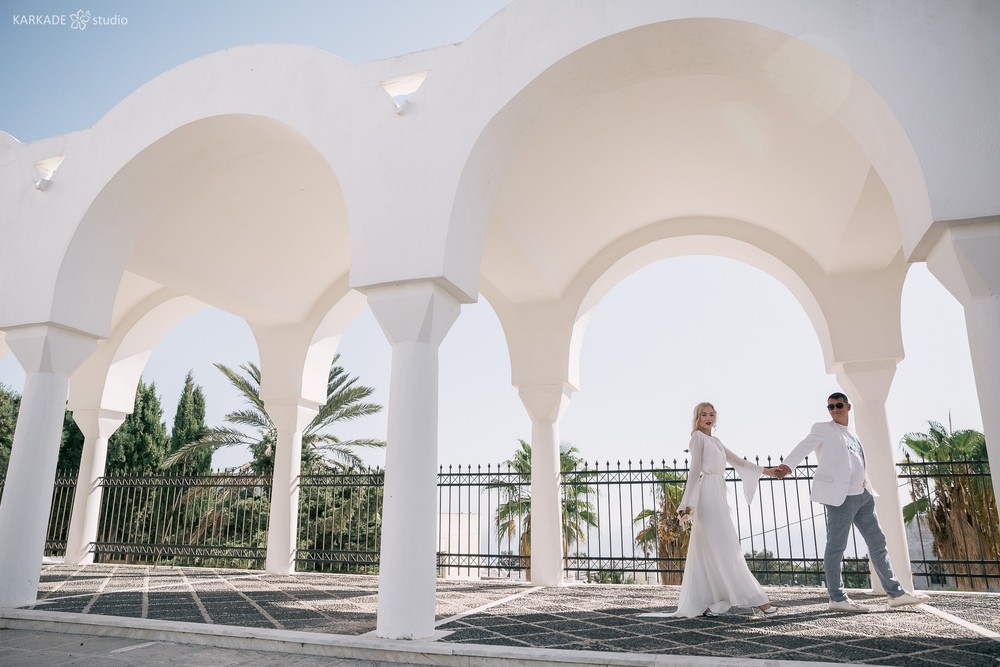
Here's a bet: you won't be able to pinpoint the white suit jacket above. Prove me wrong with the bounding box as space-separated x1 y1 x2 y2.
782 421 877 507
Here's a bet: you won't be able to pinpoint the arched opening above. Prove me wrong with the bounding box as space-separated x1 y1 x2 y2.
565 256 832 464
53 114 351 337
450 17 928 300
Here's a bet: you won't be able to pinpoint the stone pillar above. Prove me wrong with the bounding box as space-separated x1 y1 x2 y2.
836 359 914 592
264 398 319 574
926 220 1000 519
962 295 1000 508
64 409 127 565
366 282 459 640
0 324 97 608
518 383 572 586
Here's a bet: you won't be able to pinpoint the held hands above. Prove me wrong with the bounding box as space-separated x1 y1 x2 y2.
765 464 792 479
677 507 693 524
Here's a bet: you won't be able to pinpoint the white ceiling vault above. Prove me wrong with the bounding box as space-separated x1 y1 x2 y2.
1 1 995 390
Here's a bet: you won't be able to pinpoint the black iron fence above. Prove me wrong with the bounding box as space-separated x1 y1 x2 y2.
92 471 271 567
436 463 528 577
2 454 996 590
898 453 1000 591
44 473 77 555
559 458 880 588
297 468 384 573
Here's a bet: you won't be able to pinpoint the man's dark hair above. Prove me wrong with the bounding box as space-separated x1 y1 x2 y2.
828 392 849 403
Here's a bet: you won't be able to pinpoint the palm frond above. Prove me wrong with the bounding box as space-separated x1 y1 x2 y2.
208 356 382 473
160 427 254 469
902 497 929 523
223 409 272 431
214 363 266 411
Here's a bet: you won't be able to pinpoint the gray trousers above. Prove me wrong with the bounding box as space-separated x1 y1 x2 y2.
824 490 904 601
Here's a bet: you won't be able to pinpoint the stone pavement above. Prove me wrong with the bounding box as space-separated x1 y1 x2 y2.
0 564 998 666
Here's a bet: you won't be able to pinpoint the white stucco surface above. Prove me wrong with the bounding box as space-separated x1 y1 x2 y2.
1 0 997 639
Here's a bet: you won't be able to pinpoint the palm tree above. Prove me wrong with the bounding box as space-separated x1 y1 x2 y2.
163 354 384 474
492 439 598 580
900 421 998 591
156 356 384 564
633 469 689 585
493 440 532 574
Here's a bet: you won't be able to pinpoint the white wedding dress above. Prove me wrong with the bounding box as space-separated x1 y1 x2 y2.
669 431 769 617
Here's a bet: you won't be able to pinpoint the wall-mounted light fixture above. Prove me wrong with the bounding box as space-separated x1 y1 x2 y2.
379 71 429 115
34 156 64 190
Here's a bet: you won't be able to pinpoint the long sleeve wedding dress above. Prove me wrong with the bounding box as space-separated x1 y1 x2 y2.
669 430 769 617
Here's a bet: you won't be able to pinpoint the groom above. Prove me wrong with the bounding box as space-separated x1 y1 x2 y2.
775 392 930 612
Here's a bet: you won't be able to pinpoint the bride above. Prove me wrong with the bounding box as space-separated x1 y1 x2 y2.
670 401 780 617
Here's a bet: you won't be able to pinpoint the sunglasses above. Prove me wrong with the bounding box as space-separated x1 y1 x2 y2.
827 402 847 410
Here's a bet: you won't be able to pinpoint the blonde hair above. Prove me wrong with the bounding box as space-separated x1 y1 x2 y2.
691 401 716 434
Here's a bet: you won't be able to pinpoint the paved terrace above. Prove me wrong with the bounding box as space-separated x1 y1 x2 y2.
0 564 998 666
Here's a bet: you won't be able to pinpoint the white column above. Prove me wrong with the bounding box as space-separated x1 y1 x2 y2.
836 359 914 592
926 220 1000 519
366 282 459 640
64 409 127 565
0 324 97 608
518 383 572 586
264 398 319 574
963 296 1000 511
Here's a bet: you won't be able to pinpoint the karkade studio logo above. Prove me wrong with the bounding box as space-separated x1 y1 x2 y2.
11 9 128 29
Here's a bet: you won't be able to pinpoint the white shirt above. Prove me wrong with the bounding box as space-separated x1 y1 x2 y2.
838 424 867 495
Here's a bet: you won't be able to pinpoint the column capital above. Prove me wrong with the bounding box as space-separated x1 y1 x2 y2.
3 323 99 375
71 408 128 440
925 217 1000 304
365 282 460 348
834 359 898 403
833 359 898 404
518 383 574 423
261 397 321 433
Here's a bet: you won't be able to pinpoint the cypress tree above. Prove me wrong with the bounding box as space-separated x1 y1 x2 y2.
0 384 20 478
107 379 168 474
168 371 210 474
59 410 85 472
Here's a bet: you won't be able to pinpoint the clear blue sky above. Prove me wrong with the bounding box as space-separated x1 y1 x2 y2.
0 1 983 470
